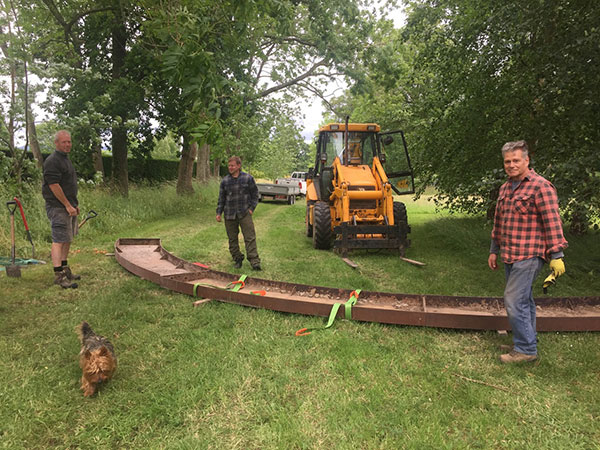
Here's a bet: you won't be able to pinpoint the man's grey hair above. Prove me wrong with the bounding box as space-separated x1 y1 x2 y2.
54 130 71 142
501 140 528 157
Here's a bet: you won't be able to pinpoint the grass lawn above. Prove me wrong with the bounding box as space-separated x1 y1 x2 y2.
1 181 599 449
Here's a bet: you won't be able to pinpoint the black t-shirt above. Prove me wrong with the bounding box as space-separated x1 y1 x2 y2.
42 150 78 209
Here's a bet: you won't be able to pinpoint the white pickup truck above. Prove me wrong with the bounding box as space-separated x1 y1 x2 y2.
275 171 307 196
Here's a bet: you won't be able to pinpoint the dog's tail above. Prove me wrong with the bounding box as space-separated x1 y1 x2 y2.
77 321 94 343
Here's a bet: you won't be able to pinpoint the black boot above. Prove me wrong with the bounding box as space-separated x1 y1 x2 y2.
54 270 78 289
63 266 81 280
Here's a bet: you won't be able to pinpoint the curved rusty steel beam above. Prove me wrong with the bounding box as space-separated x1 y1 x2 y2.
114 238 600 332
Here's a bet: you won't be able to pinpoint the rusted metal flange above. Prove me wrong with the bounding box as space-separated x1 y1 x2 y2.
114 238 600 332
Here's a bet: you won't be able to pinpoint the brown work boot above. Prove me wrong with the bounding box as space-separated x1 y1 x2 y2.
63 266 81 280
54 270 78 289
499 350 537 364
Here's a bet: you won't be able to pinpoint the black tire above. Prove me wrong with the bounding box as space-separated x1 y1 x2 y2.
306 204 313 237
312 202 333 249
393 201 410 254
258 194 263 202
393 201 408 226
288 194 295 205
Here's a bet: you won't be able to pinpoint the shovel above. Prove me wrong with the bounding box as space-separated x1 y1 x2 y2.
5 201 21 278
78 210 98 229
13 197 36 259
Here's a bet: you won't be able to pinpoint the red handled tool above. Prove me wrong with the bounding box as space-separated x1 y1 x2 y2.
5 201 21 277
13 197 36 259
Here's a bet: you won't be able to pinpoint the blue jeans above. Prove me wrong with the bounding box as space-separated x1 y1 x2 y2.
504 257 544 355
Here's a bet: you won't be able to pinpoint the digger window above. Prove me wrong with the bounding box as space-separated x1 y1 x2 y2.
362 134 377 166
322 132 344 166
321 131 377 166
347 132 377 166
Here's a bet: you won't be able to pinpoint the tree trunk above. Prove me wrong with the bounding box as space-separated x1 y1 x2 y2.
8 48 16 154
112 127 128 195
204 144 211 180
176 135 197 195
27 110 43 169
1 23 37 172
92 140 104 178
212 157 220 177
110 12 128 196
7 48 22 180
196 143 210 182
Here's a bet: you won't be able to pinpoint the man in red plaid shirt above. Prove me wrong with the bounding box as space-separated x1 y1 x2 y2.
488 140 568 363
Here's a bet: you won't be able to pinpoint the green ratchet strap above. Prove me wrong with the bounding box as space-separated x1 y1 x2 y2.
193 274 248 297
226 274 248 292
296 289 361 336
344 289 359 319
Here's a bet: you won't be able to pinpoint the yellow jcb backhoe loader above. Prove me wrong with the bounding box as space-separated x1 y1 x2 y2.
305 119 414 256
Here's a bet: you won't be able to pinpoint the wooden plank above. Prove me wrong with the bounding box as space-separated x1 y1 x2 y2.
341 257 358 269
400 256 426 266
193 299 213 307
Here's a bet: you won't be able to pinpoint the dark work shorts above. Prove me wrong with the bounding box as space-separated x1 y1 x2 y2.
46 207 78 243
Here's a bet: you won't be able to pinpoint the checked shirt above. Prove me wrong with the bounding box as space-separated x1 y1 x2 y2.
492 169 567 264
216 171 259 220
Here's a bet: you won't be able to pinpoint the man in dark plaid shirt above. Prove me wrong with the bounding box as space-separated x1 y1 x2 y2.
216 156 261 270
488 140 568 363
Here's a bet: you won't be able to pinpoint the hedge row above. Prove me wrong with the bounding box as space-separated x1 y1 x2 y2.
3 150 215 183
100 155 182 182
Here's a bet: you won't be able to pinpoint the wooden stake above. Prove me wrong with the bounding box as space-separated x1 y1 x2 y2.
341 257 358 269
193 299 213 307
400 256 426 266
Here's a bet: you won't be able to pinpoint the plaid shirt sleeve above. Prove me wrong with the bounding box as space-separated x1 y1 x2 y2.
248 175 258 212
536 177 568 256
491 170 567 263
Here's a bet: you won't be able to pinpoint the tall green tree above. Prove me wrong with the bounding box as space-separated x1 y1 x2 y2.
338 0 600 232
0 0 45 178
248 102 309 179
142 0 379 193
405 0 600 231
34 0 154 195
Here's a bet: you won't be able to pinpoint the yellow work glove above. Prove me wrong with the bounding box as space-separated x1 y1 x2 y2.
542 272 556 294
543 258 565 294
549 258 566 277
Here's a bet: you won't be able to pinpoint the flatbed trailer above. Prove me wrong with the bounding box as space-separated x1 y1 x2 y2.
257 183 299 205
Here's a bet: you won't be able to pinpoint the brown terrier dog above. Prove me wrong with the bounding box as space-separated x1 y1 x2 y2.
77 321 117 397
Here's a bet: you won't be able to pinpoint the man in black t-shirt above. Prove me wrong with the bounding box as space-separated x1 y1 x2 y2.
42 130 80 289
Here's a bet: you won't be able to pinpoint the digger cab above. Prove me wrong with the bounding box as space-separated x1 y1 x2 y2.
305 122 414 255
311 125 377 199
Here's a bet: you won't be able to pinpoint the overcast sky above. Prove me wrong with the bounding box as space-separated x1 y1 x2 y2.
295 5 406 142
